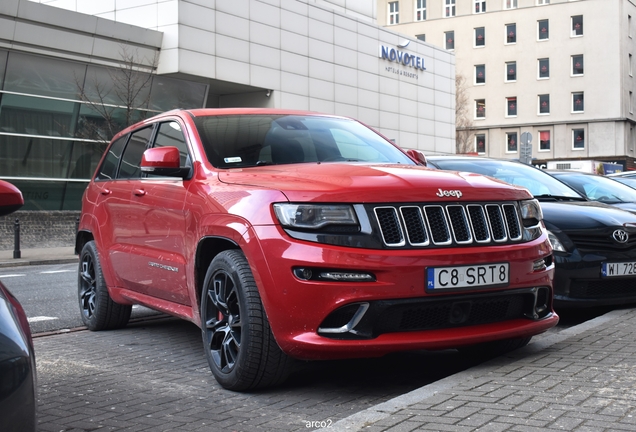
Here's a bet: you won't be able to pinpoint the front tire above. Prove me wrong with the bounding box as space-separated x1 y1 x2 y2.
78 241 131 331
201 250 292 391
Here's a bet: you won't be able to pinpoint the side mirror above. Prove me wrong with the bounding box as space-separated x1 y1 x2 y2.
140 147 191 179
406 149 427 166
0 180 24 217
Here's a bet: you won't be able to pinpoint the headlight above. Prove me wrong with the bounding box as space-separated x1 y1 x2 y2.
520 199 543 224
274 203 359 229
546 230 567 252
520 199 544 241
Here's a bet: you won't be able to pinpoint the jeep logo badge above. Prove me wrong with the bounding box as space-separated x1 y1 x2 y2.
436 188 463 199
613 229 629 243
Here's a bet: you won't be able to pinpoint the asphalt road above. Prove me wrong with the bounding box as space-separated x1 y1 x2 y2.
0 262 162 334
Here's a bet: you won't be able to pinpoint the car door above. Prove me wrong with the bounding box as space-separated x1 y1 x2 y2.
105 126 158 297
111 120 191 305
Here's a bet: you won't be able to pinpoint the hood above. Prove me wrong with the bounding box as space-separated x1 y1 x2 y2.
541 200 636 231
217 163 533 202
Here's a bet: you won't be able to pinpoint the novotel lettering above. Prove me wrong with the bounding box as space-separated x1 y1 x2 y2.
379 45 427 71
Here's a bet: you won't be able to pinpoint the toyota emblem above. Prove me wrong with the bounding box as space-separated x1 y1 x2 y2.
613 229 629 243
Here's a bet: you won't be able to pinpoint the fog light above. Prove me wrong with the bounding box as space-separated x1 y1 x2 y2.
318 271 375 281
293 267 375 282
533 258 547 271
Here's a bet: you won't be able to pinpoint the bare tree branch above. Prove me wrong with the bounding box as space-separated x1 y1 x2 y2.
455 74 476 154
75 45 158 142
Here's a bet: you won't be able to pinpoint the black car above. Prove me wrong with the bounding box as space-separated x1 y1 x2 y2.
548 170 636 213
0 180 36 432
427 156 636 308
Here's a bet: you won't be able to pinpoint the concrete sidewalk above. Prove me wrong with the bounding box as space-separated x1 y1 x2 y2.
0 246 77 268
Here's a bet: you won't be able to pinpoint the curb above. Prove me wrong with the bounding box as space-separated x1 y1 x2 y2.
0 258 78 268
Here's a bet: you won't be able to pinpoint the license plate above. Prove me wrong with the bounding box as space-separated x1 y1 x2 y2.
426 263 509 290
602 262 636 277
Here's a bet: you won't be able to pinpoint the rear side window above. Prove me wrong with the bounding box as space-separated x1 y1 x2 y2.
119 126 153 179
95 136 127 180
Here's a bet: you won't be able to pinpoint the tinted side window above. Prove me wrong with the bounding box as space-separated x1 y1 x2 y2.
119 126 153 179
154 121 189 166
95 136 127 180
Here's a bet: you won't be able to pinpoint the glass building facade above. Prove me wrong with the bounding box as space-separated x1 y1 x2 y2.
0 50 208 210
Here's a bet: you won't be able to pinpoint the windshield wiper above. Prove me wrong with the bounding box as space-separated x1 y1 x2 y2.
533 194 587 202
255 160 275 166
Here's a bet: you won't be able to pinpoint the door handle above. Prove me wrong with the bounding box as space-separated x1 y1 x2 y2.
100 189 111 195
134 189 147 197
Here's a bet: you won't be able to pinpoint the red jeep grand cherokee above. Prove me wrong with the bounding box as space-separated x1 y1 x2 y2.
76 108 558 391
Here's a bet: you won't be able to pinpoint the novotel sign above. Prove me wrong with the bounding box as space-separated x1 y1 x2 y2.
379 44 427 71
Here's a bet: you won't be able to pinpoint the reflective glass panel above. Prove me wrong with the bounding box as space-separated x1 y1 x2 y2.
83 65 152 108
4 52 86 99
0 93 77 137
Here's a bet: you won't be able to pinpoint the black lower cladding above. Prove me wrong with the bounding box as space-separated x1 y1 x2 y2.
319 287 551 340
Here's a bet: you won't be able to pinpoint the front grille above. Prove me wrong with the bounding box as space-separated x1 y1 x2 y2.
569 279 636 299
372 202 523 248
567 232 636 253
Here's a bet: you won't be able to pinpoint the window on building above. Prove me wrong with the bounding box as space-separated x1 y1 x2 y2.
538 58 550 79
475 65 486 84
505 0 517 9
630 15 633 38
631 91 634 114
506 24 516 44
538 19 549 40
537 0 549 4
539 131 551 151
475 27 485 47
572 92 584 112
572 55 584 76
506 132 518 152
475 0 486 13
630 54 633 76
506 61 517 82
573 128 585 149
475 99 486 118
416 34 426 41
572 15 583 36
445 31 455 50
416 0 427 21
476 134 486 153
506 97 517 117
388 1 399 25
539 94 550 114
445 0 456 17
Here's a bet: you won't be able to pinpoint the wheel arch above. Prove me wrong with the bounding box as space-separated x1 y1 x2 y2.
194 236 240 311
75 230 95 255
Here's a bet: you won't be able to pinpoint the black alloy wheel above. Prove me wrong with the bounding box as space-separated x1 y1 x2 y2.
78 241 131 331
201 250 292 391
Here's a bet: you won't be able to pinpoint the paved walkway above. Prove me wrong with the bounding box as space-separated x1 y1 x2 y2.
0 246 76 268
321 308 636 432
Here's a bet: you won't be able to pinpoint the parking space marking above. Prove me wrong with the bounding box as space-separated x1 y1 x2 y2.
0 274 26 278
40 270 74 274
28 316 59 323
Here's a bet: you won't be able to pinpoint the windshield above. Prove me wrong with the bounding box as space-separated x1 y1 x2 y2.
193 115 415 168
430 158 583 199
552 172 636 203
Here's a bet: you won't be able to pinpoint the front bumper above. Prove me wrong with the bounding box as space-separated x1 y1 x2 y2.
553 253 636 308
249 226 557 360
